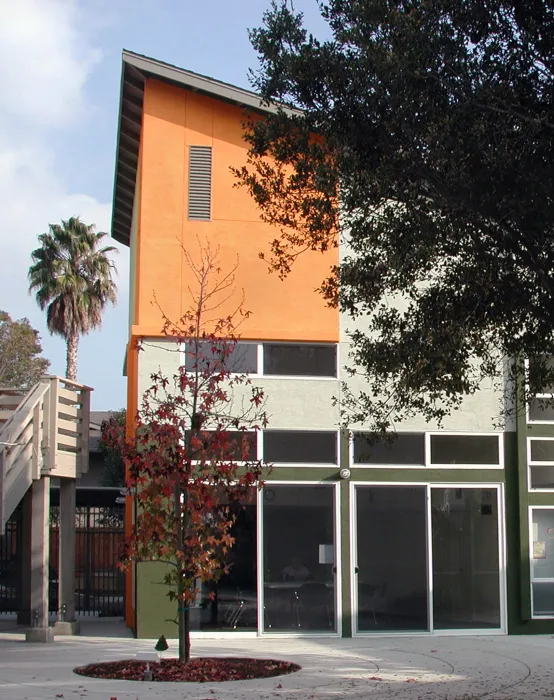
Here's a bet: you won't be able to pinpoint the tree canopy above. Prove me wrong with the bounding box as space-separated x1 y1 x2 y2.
0 311 50 389
29 217 118 382
238 0 554 429
99 409 126 487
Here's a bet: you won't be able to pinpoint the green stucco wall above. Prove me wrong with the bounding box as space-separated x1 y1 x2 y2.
135 561 177 639
134 428 553 638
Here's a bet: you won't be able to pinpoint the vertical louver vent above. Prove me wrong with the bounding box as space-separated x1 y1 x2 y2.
188 145 212 220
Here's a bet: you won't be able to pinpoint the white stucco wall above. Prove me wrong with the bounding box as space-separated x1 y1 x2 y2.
339 319 513 432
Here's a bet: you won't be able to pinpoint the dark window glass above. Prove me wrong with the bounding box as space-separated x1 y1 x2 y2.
529 398 554 422
263 431 337 463
263 344 336 377
185 430 257 461
530 466 554 489
429 434 500 465
353 433 425 465
530 440 554 462
184 341 257 374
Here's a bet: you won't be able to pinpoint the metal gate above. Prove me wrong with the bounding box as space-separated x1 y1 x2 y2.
0 504 125 617
0 514 20 613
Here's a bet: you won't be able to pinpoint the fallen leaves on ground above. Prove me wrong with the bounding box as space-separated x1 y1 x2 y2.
73 657 301 683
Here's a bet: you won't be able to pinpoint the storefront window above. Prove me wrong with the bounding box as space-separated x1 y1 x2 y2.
262 485 336 632
190 490 257 631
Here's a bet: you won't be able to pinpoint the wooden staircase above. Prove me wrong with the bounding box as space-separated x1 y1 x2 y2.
0 377 91 530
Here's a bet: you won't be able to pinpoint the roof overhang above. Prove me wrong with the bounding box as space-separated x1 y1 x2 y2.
111 50 288 247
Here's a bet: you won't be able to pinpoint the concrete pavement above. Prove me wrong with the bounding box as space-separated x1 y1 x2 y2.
1 619 554 699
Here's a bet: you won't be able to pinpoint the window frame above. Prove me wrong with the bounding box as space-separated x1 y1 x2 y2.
425 431 504 470
348 431 504 470
260 342 339 380
350 431 426 468
181 340 339 380
524 357 554 424
527 437 554 492
260 429 340 467
529 506 554 619
182 339 259 375
185 427 260 467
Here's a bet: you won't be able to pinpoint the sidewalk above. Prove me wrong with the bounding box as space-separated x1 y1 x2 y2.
1 620 554 699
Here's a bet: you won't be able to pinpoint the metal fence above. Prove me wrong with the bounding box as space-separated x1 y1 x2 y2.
0 504 125 617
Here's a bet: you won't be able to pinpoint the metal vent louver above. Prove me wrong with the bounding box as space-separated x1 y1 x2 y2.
188 145 212 220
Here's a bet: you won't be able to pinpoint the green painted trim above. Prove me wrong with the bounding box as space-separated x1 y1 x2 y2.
264 468 339 481
349 468 506 482
527 424 554 437
528 493 554 506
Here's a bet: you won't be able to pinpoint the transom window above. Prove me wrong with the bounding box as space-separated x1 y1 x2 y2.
263 344 336 377
352 432 503 469
353 433 425 465
263 430 338 464
184 430 257 462
184 341 257 374
428 434 500 467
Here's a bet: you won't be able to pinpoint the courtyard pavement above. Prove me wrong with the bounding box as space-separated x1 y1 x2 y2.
1 619 554 699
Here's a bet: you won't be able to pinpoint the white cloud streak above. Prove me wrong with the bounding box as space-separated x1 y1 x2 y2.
0 0 128 408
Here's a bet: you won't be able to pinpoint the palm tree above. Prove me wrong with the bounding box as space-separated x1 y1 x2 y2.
29 217 118 381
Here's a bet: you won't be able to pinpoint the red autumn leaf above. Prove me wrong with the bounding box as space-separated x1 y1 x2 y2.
73 658 299 683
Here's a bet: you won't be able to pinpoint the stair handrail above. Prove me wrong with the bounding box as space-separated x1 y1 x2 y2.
0 381 50 469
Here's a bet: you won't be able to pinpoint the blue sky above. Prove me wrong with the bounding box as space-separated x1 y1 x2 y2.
0 0 327 410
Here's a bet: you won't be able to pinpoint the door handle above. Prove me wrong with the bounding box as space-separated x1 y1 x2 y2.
354 566 359 574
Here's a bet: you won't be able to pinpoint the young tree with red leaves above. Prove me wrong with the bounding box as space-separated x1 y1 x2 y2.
106 244 269 663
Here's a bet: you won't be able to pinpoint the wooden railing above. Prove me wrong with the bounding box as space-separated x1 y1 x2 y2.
0 377 92 529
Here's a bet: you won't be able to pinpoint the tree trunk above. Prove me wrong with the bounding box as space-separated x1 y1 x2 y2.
176 481 190 663
65 334 79 381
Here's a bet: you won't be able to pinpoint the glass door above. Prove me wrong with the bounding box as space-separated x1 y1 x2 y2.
354 485 428 631
261 484 337 633
354 484 504 634
530 508 554 617
431 487 501 630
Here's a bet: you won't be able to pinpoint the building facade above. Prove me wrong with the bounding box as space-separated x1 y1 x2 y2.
112 50 554 638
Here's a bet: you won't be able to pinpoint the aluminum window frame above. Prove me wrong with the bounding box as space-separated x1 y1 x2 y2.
261 429 340 467
528 506 554 619
425 431 504 470
524 357 554 424
527 437 554 492
180 340 339 380
350 431 426 468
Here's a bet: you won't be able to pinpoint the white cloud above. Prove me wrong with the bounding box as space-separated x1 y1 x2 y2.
0 0 129 408
0 0 102 127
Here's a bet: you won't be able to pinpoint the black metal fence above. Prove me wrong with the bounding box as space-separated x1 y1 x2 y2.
0 503 125 617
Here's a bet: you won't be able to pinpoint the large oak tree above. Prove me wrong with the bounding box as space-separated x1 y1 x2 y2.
237 0 554 429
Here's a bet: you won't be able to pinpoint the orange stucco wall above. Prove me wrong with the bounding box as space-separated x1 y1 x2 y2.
133 77 338 342
124 80 338 629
